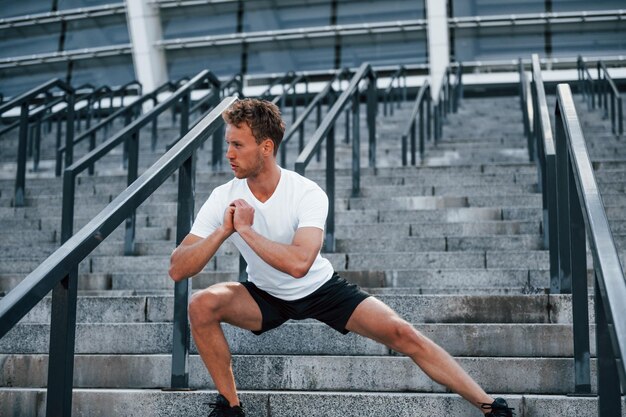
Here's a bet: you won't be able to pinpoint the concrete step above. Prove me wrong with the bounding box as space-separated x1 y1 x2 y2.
0 322 588 357
4 389 623 417
0 353 598 394
10 294 584 325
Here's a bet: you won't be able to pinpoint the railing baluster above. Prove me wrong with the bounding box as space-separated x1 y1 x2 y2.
171 151 195 388
568 153 591 393
595 276 622 415
326 125 335 252
367 75 377 168
124 130 140 256
352 93 360 197
554 103 572 294
15 102 29 207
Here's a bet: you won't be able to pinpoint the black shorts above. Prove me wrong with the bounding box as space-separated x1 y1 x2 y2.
241 273 370 335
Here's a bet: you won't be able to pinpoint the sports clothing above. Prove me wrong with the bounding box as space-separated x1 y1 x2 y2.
190 167 335 300
242 272 370 335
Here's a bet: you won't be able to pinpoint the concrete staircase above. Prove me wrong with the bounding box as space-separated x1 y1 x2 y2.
1 93 626 416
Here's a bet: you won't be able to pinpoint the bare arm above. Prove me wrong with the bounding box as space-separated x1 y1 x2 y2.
168 205 235 282
232 199 323 278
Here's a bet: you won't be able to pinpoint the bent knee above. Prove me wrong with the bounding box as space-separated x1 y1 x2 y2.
189 289 225 326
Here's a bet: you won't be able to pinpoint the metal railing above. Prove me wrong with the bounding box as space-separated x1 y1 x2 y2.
220 73 244 99
280 68 351 168
268 72 309 129
400 80 431 166
554 84 626 411
0 79 75 207
577 56 596 110
383 65 407 116
434 63 463 141
597 61 623 136
56 79 179 176
294 63 377 252
519 58 534 161
529 54 558 294
0 96 237 417
61 70 221 257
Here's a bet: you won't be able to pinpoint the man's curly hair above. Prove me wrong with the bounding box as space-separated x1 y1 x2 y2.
222 98 286 156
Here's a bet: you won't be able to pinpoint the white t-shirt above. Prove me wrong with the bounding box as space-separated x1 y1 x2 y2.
190 167 335 300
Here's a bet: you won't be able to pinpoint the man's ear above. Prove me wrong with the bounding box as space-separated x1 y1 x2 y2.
262 138 274 156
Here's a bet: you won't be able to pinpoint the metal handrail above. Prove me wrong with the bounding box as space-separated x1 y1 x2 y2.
220 73 243 98
383 65 407 116
56 79 178 176
0 78 75 207
519 58 534 161
280 68 351 168
577 56 596 110
295 62 377 252
400 80 431 166
61 70 221 256
529 54 558 294
259 71 296 99
0 97 237 417
554 84 626 412
597 61 623 136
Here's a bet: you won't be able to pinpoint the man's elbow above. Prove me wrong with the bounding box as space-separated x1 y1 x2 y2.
291 262 313 279
168 265 187 282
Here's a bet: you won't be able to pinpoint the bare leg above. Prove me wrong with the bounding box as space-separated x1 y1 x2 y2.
188 282 262 407
345 297 493 414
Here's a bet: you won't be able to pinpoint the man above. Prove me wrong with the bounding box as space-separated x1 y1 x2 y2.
169 98 514 417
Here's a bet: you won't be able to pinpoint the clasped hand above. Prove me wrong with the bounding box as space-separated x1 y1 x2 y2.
223 199 254 234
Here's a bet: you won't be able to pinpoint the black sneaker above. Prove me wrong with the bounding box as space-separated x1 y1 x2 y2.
207 394 245 417
481 397 515 417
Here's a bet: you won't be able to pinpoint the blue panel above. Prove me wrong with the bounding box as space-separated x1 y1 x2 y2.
243 0 331 32
69 55 135 88
0 63 68 98
167 47 242 80
0 1 52 18
246 38 334 73
56 0 121 10
64 16 130 49
338 0 425 24
552 1 624 12
341 31 428 68
161 4 238 38
453 26 545 62
0 24 62 58
551 21 626 58
452 0 545 17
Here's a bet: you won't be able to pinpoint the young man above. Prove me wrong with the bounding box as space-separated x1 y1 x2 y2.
169 99 514 417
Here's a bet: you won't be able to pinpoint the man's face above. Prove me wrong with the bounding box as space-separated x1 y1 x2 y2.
225 123 265 179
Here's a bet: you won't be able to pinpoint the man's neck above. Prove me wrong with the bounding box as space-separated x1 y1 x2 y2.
246 162 281 203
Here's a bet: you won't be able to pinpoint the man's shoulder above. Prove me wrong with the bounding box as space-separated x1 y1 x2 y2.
281 168 323 192
208 177 245 201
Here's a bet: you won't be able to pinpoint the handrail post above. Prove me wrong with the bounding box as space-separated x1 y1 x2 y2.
171 151 195 388
418 101 425 163
45 170 79 417
351 92 360 198
33 116 42 172
555 90 591 393
568 150 591 394
15 101 29 207
554 103 572 294
124 129 140 256
326 126 335 252
65 94 75 171
617 97 624 136
367 72 377 168
595 276 622 415
426 92 431 141
211 89 223 171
